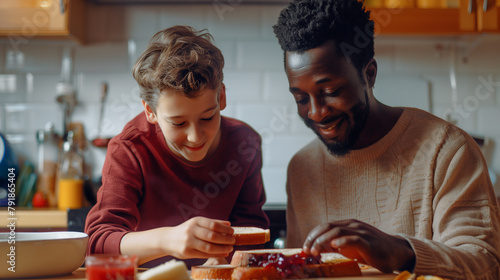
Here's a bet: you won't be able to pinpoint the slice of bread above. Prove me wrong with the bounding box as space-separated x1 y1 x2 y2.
230 248 302 266
191 265 236 280
230 261 361 280
229 248 361 279
138 259 190 280
232 227 270 246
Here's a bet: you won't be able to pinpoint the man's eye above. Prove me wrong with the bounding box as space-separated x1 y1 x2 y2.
324 88 341 97
294 96 309 105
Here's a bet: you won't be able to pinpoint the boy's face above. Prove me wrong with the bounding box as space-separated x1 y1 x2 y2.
143 85 226 164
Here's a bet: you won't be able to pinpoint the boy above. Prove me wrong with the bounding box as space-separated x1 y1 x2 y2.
85 25 269 268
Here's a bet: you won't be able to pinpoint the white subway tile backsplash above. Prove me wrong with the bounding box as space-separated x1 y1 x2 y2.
0 106 4 131
5 104 62 135
126 6 160 40
236 41 283 70
159 5 207 32
16 44 62 74
477 108 500 135
3 4 500 198
393 42 451 74
374 75 430 111
263 134 316 167
0 44 5 70
224 71 262 103
236 103 294 142
217 40 236 70
432 105 478 134
262 167 287 204
74 43 130 73
207 5 261 39
457 36 500 73
261 6 286 39
263 71 291 102
25 74 61 103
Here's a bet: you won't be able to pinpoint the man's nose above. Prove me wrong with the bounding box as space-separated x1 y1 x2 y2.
307 97 330 122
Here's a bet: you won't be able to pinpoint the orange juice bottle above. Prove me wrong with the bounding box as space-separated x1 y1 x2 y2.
57 131 84 210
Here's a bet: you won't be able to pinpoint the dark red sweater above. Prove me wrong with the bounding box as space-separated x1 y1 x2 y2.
85 113 269 268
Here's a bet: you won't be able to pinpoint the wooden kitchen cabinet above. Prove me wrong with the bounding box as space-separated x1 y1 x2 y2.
364 0 500 35
0 0 86 44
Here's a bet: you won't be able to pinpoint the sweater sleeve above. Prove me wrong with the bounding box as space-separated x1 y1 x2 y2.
404 134 500 279
84 139 144 255
228 137 269 230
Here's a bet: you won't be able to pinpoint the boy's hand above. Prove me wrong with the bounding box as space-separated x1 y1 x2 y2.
161 217 235 259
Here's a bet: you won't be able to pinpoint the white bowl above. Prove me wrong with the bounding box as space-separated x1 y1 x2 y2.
0 231 88 279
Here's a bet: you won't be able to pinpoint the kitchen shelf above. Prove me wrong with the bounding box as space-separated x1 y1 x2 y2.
0 0 86 44
365 0 500 35
0 208 67 230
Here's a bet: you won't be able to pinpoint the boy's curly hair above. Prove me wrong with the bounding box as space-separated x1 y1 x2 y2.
273 0 374 73
133 25 224 112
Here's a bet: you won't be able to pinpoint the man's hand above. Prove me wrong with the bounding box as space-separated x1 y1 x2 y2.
303 219 415 273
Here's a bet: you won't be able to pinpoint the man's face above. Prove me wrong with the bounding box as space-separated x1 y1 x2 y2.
143 86 226 164
285 40 371 156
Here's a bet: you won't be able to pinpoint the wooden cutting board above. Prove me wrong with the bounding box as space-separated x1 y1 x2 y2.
15 267 397 280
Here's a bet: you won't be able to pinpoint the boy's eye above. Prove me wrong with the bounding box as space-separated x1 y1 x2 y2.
171 122 186 127
202 116 215 122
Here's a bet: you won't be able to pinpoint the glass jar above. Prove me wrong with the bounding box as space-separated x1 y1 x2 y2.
35 122 59 207
57 131 83 210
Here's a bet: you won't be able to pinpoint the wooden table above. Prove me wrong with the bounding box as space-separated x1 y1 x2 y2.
14 267 397 280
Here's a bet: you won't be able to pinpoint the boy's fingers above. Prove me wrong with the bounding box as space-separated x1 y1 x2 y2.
195 226 235 245
196 217 234 235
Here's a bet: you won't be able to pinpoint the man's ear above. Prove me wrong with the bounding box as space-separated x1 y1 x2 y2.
142 100 157 124
219 83 227 111
365 59 377 89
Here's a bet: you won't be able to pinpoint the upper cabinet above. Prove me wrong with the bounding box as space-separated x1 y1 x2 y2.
0 0 86 44
364 0 500 35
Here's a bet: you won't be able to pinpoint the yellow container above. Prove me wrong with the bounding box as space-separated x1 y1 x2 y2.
57 178 83 210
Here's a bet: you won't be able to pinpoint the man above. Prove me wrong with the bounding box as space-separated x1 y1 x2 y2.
273 0 500 278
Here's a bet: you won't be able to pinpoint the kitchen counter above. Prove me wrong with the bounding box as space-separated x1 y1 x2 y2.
0 208 67 230
14 267 398 280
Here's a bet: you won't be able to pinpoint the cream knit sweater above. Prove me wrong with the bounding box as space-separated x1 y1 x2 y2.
286 108 500 279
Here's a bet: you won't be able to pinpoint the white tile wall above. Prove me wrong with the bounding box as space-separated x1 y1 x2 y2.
1 4 500 203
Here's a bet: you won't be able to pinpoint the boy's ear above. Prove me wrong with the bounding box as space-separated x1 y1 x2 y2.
219 83 227 111
142 100 158 124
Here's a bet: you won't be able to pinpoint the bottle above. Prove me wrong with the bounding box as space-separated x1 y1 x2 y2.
57 131 83 210
35 122 59 207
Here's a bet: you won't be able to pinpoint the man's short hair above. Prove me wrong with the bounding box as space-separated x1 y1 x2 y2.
273 0 374 73
133 25 224 112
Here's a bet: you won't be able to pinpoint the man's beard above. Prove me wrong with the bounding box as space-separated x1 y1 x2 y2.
303 91 370 156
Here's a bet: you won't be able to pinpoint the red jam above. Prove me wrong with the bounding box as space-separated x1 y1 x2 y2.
85 255 137 280
247 251 321 278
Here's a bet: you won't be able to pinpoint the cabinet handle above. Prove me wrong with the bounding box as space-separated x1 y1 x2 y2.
468 0 473 14
60 0 65 14
483 0 488 12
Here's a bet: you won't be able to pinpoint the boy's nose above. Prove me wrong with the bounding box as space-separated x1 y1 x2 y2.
186 124 203 143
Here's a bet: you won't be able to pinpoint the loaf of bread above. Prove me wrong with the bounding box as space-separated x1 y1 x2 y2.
191 264 236 280
232 227 270 245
